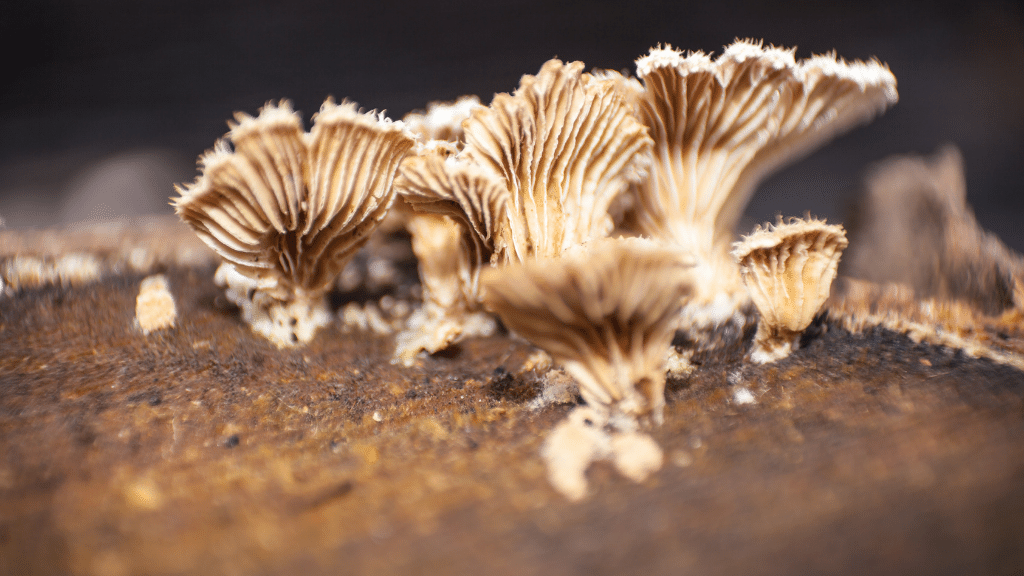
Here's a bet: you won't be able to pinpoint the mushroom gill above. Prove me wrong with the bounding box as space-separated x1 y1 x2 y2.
462 59 654 264
630 40 897 324
174 100 415 347
481 237 693 423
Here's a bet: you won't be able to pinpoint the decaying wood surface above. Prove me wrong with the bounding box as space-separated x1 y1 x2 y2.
1 218 1023 576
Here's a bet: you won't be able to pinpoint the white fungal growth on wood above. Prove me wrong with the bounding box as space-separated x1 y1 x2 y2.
541 406 664 501
135 275 177 334
1 254 103 292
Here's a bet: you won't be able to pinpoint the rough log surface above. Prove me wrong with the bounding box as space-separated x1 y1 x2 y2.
1 220 1023 576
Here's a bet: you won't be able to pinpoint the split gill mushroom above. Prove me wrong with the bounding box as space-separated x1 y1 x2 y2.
732 216 848 363
629 39 897 326
393 59 655 362
480 237 694 424
174 100 416 347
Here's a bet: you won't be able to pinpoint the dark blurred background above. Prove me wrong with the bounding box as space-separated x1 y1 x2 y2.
1 0 1022 248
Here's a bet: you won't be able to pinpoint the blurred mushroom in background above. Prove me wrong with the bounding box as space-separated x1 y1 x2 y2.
844 145 1024 314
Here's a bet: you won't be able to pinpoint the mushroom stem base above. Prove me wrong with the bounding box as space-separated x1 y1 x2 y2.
216 263 332 348
750 323 801 364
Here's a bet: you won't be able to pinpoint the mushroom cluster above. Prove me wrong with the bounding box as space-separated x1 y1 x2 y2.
173 39 907 500
392 59 654 363
627 40 897 325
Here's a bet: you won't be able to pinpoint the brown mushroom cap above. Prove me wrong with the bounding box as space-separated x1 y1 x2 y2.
481 237 693 421
732 216 848 362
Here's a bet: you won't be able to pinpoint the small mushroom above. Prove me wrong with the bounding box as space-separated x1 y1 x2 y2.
392 98 500 363
732 217 848 363
392 142 508 363
630 40 897 320
174 100 415 347
135 274 177 334
481 237 693 423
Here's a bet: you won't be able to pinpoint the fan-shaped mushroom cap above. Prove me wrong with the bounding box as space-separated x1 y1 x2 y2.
397 142 508 258
631 40 896 313
462 59 654 263
389 98 495 364
732 217 848 363
174 100 416 347
481 237 693 422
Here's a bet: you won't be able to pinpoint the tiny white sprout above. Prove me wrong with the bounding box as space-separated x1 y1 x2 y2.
541 406 612 502
609 430 664 483
629 40 897 323
401 95 482 144
541 404 665 502
174 100 416 347
732 387 757 405
135 274 177 334
732 216 848 363
481 237 694 424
